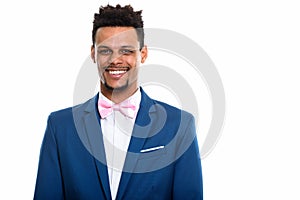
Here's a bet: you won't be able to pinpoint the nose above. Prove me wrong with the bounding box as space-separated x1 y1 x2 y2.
109 51 123 66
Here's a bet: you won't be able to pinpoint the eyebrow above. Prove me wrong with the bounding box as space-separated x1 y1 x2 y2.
96 45 137 49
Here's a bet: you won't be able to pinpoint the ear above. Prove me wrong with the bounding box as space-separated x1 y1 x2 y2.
91 45 96 63
140 45 148 63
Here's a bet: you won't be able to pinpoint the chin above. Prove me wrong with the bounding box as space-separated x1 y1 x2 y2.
104 82 129 91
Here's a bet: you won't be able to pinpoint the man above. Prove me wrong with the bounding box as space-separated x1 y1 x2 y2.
34 4 203 200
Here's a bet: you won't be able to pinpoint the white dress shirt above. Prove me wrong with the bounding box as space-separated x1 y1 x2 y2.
98 88 141 200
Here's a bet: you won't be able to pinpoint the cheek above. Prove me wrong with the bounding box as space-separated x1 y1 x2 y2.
96 63 106 79
97 56 110 66
127 57 139 66
128 66 139 78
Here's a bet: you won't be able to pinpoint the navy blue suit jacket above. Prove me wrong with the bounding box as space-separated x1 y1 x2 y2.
34 88 203 199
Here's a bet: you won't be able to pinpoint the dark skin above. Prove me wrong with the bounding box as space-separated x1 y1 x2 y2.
91 26 148 104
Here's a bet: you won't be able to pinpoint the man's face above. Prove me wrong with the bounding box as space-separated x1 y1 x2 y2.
91 27 147 91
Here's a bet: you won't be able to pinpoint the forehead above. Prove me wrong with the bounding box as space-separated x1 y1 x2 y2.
95 27 139 48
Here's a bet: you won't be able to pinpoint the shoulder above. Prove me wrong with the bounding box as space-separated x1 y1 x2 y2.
47 95 96 125
141 87 194 120
48 106 73 123
152 99 195 122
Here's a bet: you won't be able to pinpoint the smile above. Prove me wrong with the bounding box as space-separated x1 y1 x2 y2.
104 67 130 78
105 67 129 75
108 70 127 75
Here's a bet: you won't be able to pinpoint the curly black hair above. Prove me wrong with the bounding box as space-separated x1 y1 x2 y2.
92 4 144 49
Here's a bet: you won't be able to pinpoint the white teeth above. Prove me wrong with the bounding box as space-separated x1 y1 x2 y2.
109 70 127 75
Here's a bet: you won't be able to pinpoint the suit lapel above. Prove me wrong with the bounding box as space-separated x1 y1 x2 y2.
116 88 157 199
75 89 158 200
79 95 112 200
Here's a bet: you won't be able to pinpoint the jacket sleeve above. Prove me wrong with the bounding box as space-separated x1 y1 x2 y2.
173 115 203 200
33 115 64 200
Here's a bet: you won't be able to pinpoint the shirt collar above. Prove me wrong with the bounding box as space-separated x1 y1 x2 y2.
98 87 141 114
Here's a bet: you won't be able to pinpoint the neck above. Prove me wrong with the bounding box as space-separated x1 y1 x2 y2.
100 83 138 104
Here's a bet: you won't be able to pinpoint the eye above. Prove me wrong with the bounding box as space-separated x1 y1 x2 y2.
97 49 112 55
119 49 135 55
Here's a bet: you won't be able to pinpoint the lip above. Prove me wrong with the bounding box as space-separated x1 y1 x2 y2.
105 67 129 79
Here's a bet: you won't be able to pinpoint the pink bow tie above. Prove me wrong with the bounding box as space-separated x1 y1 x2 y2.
98 99 136 118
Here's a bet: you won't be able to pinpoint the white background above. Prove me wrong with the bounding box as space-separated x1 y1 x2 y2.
1 0 299 199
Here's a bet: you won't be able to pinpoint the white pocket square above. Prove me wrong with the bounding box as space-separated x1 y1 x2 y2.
140 145 165 153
